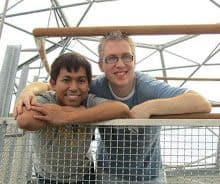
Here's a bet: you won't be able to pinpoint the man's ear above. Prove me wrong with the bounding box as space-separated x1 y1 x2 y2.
49 79 56 90
98 61 104 72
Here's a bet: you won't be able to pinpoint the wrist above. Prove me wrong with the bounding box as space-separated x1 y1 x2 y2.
145 100 159 116
65 111 77 124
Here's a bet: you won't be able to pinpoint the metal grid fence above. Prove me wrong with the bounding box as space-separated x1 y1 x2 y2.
1 118 220 184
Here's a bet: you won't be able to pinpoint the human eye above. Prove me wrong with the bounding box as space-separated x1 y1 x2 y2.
62 77 70 83
78 77 88 84
121 54 133 62
104 55 118 64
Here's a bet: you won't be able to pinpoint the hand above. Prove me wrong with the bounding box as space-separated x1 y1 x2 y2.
31 103 73 126
130 104 151 119
13 90 37 119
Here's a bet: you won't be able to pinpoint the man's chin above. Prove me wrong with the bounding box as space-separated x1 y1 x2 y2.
114 79 129 86
64 101 80 107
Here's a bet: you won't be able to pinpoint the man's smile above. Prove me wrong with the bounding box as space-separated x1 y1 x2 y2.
65 91 81 100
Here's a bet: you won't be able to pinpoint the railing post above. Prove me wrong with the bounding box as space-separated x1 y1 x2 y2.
0 45 21 116
0 45 21 183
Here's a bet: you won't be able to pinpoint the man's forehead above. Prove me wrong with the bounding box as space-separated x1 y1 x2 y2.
104 39 129 46
59 68 87 77
103 40 131 53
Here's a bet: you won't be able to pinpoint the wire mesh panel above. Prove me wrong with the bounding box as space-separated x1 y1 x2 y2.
30 125 94 183
0 122 32 184
161 126 220 184
1 119 220 184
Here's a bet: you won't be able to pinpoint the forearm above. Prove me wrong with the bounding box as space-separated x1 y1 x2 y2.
17 108 47 131
65 101 130 124
145 91 211 116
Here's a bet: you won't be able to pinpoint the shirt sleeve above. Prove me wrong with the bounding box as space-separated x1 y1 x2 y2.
86 94 108 108
150 80 187 98
137 72 188 99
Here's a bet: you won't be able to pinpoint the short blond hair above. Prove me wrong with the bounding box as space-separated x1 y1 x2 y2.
98 31 136 62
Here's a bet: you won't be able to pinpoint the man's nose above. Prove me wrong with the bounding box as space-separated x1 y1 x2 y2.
115 57 125 67
69 81 78 90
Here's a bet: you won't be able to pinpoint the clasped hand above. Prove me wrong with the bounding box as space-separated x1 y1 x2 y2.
31 103 86 125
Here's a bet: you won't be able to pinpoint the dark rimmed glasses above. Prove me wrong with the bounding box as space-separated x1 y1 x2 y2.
104 53 134 64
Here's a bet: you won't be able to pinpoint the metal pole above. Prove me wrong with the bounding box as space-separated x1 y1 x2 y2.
0 45 21 116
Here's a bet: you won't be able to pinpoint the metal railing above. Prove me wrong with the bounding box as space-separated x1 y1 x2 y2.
0 114 220 184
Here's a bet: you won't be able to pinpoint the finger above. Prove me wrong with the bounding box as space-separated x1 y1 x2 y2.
31 106 46 114
30 96 38 106
33 114 48 121
32 102 45 107
24 97 32 110
13 101 24 117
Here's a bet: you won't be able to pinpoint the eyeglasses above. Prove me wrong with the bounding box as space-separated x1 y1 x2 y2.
104 54 134 64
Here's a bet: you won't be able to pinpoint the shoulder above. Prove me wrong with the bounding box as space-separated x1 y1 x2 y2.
135 71 155 84
90 75 108 92
86 94 108 107
91 75 107 86
134 72 159 99
135 71 161 90
135 72 187 98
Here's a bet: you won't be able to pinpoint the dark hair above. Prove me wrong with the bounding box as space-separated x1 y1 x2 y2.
98 31 136 62
50 52 92 84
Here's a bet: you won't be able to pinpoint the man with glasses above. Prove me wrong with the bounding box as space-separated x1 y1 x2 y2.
14 31 211 184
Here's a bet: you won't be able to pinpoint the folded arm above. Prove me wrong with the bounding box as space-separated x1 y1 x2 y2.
13 82 51 118
31 101 130 126
16 105 84 131
130 91 212 118
16 106 47 131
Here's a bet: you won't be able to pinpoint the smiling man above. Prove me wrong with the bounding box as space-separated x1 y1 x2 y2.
16 52 130 184
90 31 211 183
